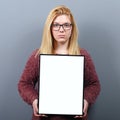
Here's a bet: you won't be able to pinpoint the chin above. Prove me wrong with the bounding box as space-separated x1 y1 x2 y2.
57 39 67 42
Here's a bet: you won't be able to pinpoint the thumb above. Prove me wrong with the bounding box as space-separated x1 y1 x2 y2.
32 99 39 116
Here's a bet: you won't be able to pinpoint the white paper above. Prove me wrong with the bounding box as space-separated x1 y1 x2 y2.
39 55 84 115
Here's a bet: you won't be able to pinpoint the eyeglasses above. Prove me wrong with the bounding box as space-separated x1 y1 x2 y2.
52 23 72 31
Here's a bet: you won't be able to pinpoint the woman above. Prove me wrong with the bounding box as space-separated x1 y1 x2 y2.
18 5 100 120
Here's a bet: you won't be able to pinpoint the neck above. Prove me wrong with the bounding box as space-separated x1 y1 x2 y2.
54 41 69 54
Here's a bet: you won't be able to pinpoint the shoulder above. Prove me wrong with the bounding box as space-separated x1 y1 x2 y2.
80 48 93 62
26 49 39 65
30 49 39 57
80 48 90 56
27 49 39 61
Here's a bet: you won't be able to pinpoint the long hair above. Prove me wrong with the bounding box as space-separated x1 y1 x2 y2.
37 5 80 55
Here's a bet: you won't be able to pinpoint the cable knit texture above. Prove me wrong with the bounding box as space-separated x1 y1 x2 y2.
18 48 100 120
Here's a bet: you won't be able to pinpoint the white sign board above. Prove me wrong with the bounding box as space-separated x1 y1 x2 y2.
39 54 84 116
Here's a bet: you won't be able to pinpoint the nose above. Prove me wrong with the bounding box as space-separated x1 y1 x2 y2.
59 26 64 32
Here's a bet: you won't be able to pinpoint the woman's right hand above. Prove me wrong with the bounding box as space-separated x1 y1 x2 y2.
32 99 47 117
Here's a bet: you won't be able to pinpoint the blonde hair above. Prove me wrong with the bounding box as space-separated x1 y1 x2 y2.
37 5 80 55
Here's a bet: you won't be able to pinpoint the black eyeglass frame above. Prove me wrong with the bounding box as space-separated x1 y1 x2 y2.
51 23 72 31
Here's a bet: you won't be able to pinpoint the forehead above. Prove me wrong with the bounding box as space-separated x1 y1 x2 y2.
53 14 71 23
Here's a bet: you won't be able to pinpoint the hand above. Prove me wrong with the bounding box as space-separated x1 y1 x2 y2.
74 99 89 118
32 99 47 117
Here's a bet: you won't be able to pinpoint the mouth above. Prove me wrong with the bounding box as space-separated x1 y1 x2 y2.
58 35 65 38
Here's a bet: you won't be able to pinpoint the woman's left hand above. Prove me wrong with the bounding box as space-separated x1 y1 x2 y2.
74 99 89 118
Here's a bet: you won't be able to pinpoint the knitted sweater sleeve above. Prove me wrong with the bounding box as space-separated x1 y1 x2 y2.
81 49 101 104
18 49 39 105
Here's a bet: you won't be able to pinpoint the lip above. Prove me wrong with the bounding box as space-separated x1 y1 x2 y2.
58 35 65 38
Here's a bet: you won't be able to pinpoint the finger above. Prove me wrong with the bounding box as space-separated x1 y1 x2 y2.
39 114 48 117
33 106 40 116
74 115 83 118
33 110 40 116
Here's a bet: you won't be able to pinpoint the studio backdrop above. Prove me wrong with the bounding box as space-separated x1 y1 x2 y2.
0 0 120 120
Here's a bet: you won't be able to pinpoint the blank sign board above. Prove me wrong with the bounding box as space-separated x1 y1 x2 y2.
39 54 84 116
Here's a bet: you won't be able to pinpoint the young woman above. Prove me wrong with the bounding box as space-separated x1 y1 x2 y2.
18 5 100 120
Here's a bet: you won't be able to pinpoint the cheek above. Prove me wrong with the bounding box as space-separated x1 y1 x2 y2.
53 34 58 40
51 30 56 39
67 30 72 38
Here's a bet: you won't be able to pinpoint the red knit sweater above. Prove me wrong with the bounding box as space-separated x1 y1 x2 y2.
18 48 100 120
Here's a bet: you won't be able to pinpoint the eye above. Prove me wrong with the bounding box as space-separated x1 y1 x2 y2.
63 23 71 27
52 24 59 27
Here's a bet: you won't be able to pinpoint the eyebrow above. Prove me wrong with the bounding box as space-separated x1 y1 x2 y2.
52 22 71 24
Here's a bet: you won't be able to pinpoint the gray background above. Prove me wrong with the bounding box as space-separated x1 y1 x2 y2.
0 0 120 120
